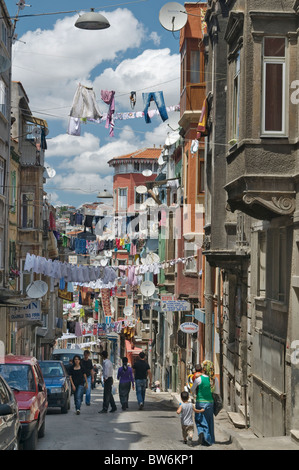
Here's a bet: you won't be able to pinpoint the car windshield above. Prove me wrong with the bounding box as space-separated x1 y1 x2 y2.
39 362 64 378
0 364 35 392
52 353 81 365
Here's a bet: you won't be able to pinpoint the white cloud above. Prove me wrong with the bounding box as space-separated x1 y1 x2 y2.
149 31 161 46
46 132 100 158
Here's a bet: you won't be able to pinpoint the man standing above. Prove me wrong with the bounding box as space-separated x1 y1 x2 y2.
133 352 152 410
81 350 94 406
98 350 117 414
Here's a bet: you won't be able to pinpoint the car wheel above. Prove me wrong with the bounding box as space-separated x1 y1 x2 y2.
23 425 38 450
61 398 68 414
38 417 45 438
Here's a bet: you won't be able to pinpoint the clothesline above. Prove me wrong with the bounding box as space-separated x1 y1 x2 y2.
68 104 180 136
24 252 198 287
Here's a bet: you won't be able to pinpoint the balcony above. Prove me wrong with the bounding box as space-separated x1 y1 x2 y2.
179 83 206 128
224 141 296 220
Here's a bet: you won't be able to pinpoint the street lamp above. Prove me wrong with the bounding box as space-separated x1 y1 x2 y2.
97 190 113 199
74 8 110 30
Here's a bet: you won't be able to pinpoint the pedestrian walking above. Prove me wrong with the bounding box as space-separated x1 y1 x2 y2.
176 391 204 446
98 350 117 414
117 357 134 410
191 363 219 446
132 351 152 410
69 355 88 415
80 349 94 406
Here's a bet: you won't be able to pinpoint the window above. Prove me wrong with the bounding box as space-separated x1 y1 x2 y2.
197 152 205 194
10 171 16 212
184 241 197 273
21 193 35 228
184 151 189 201
190 50 200 83
0 158 4 195
20 259 33 295
257 232 266 298
268 227 288 303
0 79 8 118
181 42 187 92
262 37 286 135
232 51 241 140
118 188 127 211
134 187 147 208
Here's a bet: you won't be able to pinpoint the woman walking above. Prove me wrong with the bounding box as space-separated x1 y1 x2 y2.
117 357 134 410
69 354 88 415
191 362 217 446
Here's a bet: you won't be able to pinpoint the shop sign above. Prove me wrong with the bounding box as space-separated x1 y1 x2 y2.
180 322 199 334
10 301 41 322
161 300 190 311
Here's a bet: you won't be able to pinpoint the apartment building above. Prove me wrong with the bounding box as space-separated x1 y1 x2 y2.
204 0 299 437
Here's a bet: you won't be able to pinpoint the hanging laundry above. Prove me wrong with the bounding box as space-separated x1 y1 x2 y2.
41 128 47 150
142 91 169 123
191 139 199 154
130 91 136 109
101 90 115 137
70 83 102 120
67 116 81 136
196 98 209 140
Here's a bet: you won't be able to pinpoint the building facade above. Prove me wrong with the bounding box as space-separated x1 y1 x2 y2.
204 0 299 437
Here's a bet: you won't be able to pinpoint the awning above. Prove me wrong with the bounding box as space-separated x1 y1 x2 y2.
24 114 48 128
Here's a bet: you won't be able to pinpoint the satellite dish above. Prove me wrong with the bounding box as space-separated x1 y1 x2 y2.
136 185 147 195
0 55 10 73
142 169 152 177
140 281 155 298
165 131 180 146
159 2 188 32
26 280 48 299
124 306 133 316
31 127 41 138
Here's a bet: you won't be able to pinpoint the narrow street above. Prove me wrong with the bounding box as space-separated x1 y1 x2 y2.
36 385 237 451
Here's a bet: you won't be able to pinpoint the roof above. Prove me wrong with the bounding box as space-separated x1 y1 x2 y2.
4 355 38 365
108 148 162 165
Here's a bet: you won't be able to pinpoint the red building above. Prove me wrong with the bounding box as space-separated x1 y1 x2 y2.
108 148 162 213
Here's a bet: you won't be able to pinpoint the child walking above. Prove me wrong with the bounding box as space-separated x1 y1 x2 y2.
177 391 204 446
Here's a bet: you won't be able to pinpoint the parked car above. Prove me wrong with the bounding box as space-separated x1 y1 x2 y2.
0 356 48 450
0 374 21 450
51 348 83 372
39 360 71 414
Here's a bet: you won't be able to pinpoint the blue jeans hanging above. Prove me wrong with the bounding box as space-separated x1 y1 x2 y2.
142 91 168 123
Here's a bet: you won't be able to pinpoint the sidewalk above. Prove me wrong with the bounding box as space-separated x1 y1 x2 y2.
147 389 299 450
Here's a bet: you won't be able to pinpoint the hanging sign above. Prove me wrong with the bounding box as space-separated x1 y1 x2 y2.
180 322 199 334
161 300 191 311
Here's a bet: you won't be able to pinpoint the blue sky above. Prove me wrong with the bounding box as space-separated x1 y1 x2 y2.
6 1 202 208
